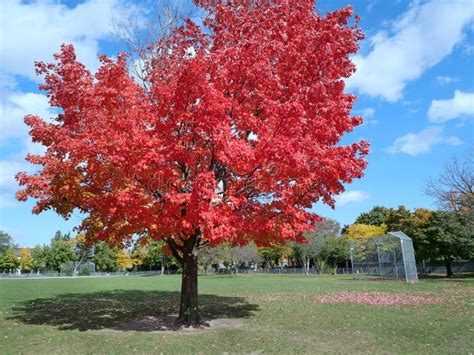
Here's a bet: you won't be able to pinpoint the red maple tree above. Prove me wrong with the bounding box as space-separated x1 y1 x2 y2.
17 0 368 325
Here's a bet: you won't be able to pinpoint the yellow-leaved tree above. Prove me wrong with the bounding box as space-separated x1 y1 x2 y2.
345 224 387 241
115 250 133 270
19 248 33 272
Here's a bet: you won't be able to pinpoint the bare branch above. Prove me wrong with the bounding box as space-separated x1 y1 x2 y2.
425 150 474 215
111 0 200 89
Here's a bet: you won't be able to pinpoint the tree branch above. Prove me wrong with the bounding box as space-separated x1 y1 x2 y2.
165 237 184 265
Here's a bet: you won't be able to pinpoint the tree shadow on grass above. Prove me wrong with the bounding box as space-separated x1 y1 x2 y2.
8 290 259 331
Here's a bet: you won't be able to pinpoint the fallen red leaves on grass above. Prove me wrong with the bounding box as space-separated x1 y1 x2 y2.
314 292 451 306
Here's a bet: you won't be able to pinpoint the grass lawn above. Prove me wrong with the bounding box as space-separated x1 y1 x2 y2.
0 274 473 354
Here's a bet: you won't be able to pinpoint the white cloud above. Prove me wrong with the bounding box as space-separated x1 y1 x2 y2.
346 0 474 102
0 89 57 208
0 90 55 207
0 92 56 144
388 126 462 156
0 159 34 208
0 0 141 210
436 75 459 85
0 0 139 81
428 90 474 123
357 107 378 126
336 190 369 206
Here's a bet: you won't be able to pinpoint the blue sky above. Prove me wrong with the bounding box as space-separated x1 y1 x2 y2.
0 0 473 247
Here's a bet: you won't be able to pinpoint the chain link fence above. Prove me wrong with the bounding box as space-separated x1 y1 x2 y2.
350 231 418 283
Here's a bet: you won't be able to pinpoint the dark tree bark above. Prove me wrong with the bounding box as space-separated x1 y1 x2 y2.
446 260 454 278
177 245 199 325
166 233 201 326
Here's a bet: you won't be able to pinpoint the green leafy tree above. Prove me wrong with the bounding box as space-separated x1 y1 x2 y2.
47 237 76 272
0 231 15 254
93 243 118 272
424 210 474 277
72 234 93 274
52 230 62 241
131 243 147 270
354 206 391 226
383 208 432 264
424 153 473 264
0 248 19 272
384 205 412 232
132 240 171 272
151 242 180 273
31 246 48 273
52 230 72 242
259 244 291 268
319 236 349 268
408 208 433 262
291 218 341 274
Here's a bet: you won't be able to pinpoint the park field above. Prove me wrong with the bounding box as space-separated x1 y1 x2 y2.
0 274 473 354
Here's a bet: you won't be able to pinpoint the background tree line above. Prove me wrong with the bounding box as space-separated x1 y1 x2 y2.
2 206 471 276
0 223 348 275
0 231 177 274
345 152 473 276
3 153 471 276
345 205 473 277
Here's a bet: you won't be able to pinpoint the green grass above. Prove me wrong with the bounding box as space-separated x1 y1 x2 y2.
0 274 473 354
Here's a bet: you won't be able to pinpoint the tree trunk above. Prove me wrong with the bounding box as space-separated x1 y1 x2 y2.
176 243 200 326
165 232 203 326
446 260 454 278
303 258 310 275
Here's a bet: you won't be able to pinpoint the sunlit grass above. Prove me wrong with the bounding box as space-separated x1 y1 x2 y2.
0 274 472 354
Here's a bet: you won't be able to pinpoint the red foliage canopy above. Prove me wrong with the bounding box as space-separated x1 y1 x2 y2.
17 0 368 248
